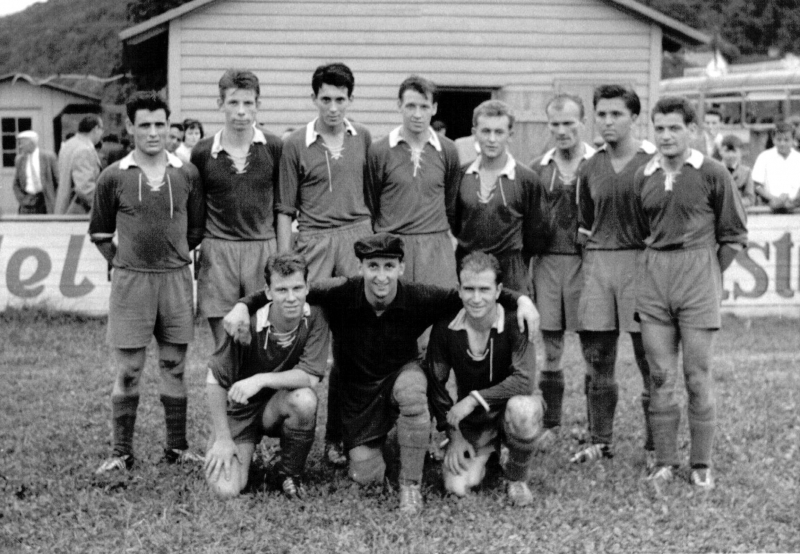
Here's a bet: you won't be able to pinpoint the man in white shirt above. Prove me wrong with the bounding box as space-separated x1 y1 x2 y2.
752 121 800 213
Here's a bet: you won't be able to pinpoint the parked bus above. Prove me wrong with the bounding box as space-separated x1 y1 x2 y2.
659 67 800 165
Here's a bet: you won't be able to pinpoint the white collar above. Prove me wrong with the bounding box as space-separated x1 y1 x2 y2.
643 148 704 176
255 302 312 333
465 152 517 180
388 126 442 151
597 139 656 155
119 150 183 170
448 304 505 333
539 142 596 165
211 126 268 158
305 118 358 147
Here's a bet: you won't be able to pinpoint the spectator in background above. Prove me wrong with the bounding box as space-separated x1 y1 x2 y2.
786 113 800 150
699 109 723 160
13 130 58 214
55 114 103 215
752 122 800 213
720 135 755 208
176 118 204 164
167 123 184 154
432 120 447 138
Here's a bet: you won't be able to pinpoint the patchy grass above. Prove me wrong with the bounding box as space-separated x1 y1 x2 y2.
1 309 798 553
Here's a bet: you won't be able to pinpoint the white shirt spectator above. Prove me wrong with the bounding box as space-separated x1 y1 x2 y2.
752 147 800 198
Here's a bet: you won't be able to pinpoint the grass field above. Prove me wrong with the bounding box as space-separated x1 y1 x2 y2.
1 309 798 553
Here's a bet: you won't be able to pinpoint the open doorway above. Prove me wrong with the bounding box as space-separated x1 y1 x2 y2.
434 88 494 141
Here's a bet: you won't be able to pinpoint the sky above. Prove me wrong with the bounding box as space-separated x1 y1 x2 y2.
0 0 45 17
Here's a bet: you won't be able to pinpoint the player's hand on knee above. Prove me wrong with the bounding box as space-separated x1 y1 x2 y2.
223 303 251 344
228 376 262 405
516 297 540 342
444 431 476 475
205 438 237 483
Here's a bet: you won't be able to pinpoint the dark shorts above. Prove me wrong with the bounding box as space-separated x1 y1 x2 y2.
400 231 458 288
459 407 505 454
227 390 280 445
636 247 722 330
197 238 277 318
295 219 372 281
578 249 642 333
107 266 194 348
531 254 583 331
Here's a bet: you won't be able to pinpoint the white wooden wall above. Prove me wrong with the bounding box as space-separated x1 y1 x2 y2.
166 0 660 157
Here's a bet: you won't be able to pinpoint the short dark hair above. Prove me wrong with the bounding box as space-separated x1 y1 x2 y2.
398 75 437 103
432 120 447 132
593 85 641 116
125 91 170 123
721 134 743 150
472 100 515 129
312 63 355 97
459 251 503 286
170 122 184 132
264 252 309 286
652 96 697 125
183 119 204 138
78 115 102 134
218 69 260 100
704 109 723 120
546 93 585 119
774 121 794 136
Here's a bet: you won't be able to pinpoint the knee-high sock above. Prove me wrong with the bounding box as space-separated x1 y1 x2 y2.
160 395 188 451
539 371 565 429
651 404 681 467
112 395 139 457
688 401 715 469
504 432 537 482
278 424 316 477
581 332 619 445
631 332 654 451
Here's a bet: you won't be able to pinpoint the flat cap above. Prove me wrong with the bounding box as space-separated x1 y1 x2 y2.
354 233 405 260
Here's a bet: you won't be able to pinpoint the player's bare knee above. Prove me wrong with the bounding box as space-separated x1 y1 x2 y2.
285 387 318 423
505 396 544 439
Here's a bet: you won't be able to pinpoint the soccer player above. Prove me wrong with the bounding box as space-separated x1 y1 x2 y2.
366 75 462 288
572 85 656 466
700 109 723 160
752 121 800 213
205 253 329 498
90 91 205 473
427 252 544 506
276 63 373 466
191 70 283 353
637 97 747 489
453 99 550 293
223 233 540 513
530 94 596 442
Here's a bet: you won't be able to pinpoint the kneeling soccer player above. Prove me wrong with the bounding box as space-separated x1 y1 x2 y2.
426 252 544 505
205 253 329 498
636 97 747 490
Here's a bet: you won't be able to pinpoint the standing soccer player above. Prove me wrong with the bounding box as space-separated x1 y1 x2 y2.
191 70 283 353
90 91 205 473
453 100 550 293
530 94 596 443
366 75 461 288
638 97 747 490
572 85 656 466
276 63 373 466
